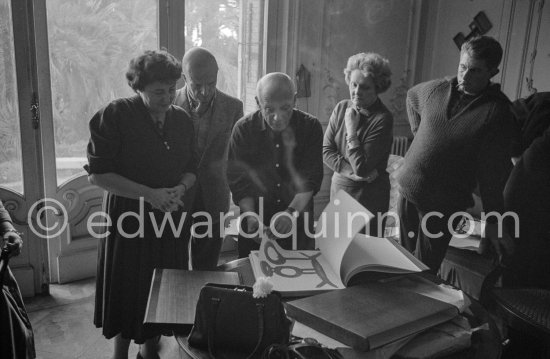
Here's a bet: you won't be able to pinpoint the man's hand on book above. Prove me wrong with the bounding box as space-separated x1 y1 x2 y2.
246 216 262 244
270 212 293 237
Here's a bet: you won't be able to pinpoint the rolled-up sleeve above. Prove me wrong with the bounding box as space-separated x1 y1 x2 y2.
227 121 257 204
85 104 121 175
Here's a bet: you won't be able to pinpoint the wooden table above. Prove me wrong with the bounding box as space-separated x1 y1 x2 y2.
144 259 502 358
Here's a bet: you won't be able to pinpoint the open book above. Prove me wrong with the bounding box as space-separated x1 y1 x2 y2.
249 190 428 296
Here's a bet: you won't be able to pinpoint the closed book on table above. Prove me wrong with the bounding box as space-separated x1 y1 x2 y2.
144 269 241 332
285 282 458 352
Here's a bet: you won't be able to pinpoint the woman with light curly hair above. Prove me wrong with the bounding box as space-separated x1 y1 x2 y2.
323 52 394 237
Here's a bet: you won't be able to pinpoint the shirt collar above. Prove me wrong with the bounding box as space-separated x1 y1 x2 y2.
185 87 217 113
258 109 296 132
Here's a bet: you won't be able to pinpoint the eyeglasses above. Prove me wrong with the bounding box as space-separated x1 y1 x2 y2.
263 337 342 359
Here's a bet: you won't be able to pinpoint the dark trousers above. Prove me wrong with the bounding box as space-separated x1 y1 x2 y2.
397 194 461 274
190 185 224 270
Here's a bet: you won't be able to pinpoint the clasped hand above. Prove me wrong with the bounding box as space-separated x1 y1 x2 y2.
146 185 185 212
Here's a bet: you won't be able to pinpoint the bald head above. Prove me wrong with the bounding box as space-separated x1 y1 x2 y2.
182 47 218 103
256 72 296 102
256 72 297 132
182 47 218 75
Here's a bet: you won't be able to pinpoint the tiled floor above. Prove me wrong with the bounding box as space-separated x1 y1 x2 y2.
24 250 238 359
25 278 185 359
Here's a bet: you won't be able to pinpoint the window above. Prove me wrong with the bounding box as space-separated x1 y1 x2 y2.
0 0 23 193
45 0 159 185
239 0 264 113
1 0 264 189
185 0 241 98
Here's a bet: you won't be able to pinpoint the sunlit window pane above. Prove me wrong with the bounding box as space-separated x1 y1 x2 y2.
239 0 263 113
0 0 24 194
45 0 158 186
185 0 240 98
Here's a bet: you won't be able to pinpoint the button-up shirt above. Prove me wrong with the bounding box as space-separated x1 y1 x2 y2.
228 109 324 217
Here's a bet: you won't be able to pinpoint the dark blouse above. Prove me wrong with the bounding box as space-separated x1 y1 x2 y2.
323 99 394 186
88 95 197 342
86 95 197 188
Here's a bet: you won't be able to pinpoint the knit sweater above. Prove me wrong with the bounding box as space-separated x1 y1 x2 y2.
323 98 393 186
397 77 514 215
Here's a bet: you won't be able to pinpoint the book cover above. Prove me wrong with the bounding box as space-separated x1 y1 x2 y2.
285 282 459 352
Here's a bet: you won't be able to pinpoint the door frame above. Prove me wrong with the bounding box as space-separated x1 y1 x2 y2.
0 0 50 297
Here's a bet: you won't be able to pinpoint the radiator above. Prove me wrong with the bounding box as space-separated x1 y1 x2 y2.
391 136 410 157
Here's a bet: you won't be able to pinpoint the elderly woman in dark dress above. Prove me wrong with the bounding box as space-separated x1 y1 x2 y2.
86 50 197 359
323 52 393 237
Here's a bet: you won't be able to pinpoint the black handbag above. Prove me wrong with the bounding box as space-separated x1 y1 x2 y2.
188 283 291 359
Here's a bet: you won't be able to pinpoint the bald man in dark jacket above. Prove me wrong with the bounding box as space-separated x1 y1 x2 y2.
174 48 243 270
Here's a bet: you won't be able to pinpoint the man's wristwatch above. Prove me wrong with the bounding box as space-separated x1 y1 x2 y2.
285 207 299 218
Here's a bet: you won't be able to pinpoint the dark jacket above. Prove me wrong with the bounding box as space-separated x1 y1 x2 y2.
174 88 244 216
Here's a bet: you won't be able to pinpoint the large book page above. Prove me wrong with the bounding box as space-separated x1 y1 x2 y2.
341 234 425 284
316 190 373 280
250 239 344 296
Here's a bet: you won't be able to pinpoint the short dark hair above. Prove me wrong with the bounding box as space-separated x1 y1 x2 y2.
126 50 182 92
461 36 503 70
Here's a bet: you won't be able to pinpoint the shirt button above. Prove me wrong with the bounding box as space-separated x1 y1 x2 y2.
277 183 281 187
277 199 281 203
275 163 280 168
275 143 280 148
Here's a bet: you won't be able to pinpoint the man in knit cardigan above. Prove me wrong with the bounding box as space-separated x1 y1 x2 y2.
396 36 515 273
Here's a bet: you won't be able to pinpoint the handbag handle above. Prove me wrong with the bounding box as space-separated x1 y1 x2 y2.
207 297 265 359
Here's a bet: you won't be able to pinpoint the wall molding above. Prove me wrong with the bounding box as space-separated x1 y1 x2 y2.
499 0 516 89
525 0 546 94
516 0 537 99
